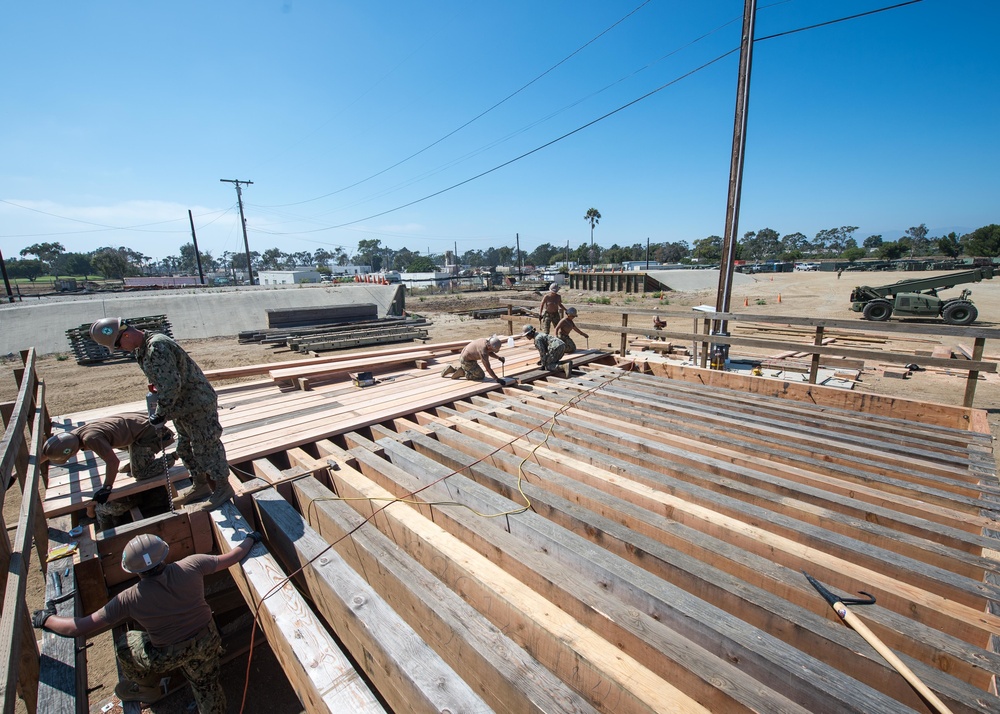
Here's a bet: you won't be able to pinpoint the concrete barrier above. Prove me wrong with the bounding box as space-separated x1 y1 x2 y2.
0 284 404 356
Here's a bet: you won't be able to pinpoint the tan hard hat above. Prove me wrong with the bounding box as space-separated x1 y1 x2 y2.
90 317 126 350
42 432 81 464
520 324 536 337
549 283 560 292
121 534 170 574
487 336 502 351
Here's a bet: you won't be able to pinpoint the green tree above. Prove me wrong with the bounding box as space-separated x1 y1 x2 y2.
964 224 1000 257
7 258 45 282
692 235 723 263
404 255 437 272
53 252 93 278
875 242 905 260
19 242 65 276
780 232 809 256
863 234 883 252
527 243 559 267
740 228 780 261
179 243 214 274
90 247 136 279
937 232 962 258
355 239 384 271
655 241 690 264
584 208 601 264
841 247 867 263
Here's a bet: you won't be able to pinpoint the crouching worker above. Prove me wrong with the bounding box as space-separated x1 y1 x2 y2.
42 413 176 530
442 335 505 382
555 307 588 353
33 532 261 712
522 324 569 375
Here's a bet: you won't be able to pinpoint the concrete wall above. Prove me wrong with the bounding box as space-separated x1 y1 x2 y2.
0 283 404 356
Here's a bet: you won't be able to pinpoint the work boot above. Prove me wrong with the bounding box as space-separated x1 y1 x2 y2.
450 367 465 380
172 480 212 508
562 362 572 379
186 481 236 513
440 365 456 378
115 679 165 704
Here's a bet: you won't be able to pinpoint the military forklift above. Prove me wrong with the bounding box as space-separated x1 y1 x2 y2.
849 266 994 325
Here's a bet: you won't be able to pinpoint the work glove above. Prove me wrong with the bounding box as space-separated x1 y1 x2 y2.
244 531 263 546
32 601 56 629
148 412 166 428
93 486 112 504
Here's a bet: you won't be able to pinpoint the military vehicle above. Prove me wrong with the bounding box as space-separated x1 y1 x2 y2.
849 266 993 325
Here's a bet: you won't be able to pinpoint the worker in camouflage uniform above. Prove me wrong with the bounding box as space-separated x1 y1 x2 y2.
538 283 565 335
554 307 588 354
42 413 175 530
441 334 505 382
90 318 234 512
34 531 262 712
522 324 569 375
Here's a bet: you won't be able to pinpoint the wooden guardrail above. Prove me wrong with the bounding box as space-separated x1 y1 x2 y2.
0 349 50 714
499 302 1000 408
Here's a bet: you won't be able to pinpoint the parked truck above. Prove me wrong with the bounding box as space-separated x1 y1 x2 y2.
849 267 994 325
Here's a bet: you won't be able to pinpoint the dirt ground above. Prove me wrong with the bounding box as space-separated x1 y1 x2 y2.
3 270 999 713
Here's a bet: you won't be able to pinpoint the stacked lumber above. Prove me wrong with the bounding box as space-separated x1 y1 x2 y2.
266 303 379 329
287 320 429 353
238 316 429 345
65 315 172 365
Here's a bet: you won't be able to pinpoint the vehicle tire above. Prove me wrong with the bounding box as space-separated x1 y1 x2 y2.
862 301 892 321
942 301 978 326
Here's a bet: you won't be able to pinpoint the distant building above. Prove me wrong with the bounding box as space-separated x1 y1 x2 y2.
258 269 322 285
328 264 372 276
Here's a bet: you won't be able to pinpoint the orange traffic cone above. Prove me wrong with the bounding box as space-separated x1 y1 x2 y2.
777 293 782 303
743 296 749 307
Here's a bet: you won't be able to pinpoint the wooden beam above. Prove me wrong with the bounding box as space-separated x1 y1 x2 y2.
253 487 496 713
209 499 386 714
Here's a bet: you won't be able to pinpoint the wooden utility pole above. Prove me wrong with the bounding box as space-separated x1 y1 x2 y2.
188 210 205 285
0 249 14 303
220 179 254 284
714 0 757 342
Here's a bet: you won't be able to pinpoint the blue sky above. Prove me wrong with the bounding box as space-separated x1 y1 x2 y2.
1 0 997 263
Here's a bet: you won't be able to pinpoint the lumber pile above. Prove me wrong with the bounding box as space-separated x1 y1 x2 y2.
66 314 172 365
265 303 379 329
239 316 431 353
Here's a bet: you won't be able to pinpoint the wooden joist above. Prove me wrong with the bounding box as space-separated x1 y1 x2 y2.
209 500 387 713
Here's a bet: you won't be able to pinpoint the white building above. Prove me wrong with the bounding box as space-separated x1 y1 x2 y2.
328 264 372 276
257 269 322 285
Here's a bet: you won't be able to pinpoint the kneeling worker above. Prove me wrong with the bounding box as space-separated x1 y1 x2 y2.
442 334 506 383
522 324 570 376
34 531 261 712
42 413 176 530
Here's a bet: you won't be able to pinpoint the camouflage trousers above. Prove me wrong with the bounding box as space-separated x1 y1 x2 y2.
458 358 486 381
540 311 560 335
534 334 566 371
560 335 577 354
117 624 225 714
173 408 229 489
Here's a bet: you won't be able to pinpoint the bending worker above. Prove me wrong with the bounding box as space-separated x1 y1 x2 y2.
538 283 565 335
42 413 175 530
89 318 234 512
442 334 506 382
34 531 261 712
522 324 569 376
555 306 588 354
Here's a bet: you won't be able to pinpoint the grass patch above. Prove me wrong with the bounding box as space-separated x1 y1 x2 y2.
587 296 611 305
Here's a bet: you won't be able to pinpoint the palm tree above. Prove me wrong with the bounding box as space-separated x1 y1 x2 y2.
584 208 601 266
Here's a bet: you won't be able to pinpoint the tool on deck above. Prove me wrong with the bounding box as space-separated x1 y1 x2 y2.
803 572 954 714
350 371 377 388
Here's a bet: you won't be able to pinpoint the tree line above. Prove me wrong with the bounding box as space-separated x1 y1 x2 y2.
5 223 998 282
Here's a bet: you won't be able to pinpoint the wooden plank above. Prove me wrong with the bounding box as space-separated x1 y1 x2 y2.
268 351 434 383
209 500 387 713
0 350 36 491
253 488 495 713
319 444 717 714
0 379 44 714
94 511 200 587
289 476 600 714
350 438 906 714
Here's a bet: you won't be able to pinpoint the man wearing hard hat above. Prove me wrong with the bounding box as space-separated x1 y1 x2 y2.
42 413 175 530
442 334 506 382
89 317 234 513
33 531 261 711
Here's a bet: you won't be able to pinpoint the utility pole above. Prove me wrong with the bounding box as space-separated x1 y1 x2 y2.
220 179 254 284
0 249 14 303
516 233 522 281
714 0 757 347
188 210 205 285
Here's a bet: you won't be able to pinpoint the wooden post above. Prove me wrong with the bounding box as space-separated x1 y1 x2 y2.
700 318 710 369
507 305 513 336
808 325 825 385
620 313 629 357
962 337 986 408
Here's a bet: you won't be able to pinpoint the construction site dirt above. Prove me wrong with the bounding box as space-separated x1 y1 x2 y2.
4 268 999 713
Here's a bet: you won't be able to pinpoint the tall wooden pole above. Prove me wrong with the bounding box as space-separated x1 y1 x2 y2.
188 210 205 285
221 179 254 284
714 0 758 340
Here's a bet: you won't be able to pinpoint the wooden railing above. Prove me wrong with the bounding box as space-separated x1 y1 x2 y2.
0 349 49 714
501 301 1000 408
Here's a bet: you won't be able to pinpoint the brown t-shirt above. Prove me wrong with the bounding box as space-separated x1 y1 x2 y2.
73 413 152 452
460 338 491 362
99 554 217 646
